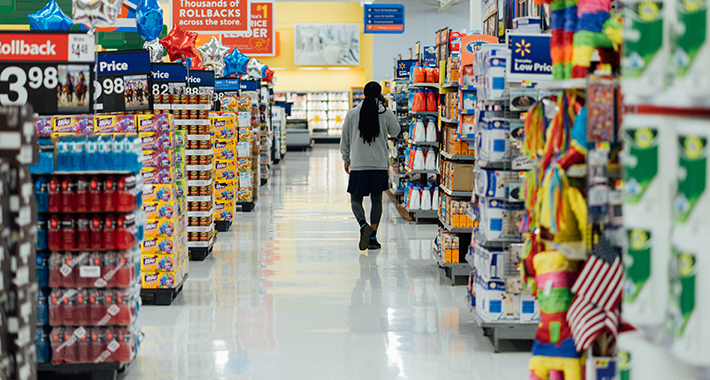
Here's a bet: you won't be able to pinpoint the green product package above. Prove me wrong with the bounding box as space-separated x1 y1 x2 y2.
665 247 696 337
623 1 664 78
675 135 707 224
623 127 659 204
618 351 632 380
674 0 707 78
623 229 652 304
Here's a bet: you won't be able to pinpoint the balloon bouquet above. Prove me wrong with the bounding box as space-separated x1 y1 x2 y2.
27 0 275 82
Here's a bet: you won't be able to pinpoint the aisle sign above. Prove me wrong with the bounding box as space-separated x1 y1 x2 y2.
171 0 251 33
395 59 417 79
0 32 94 115
187 70 216 105
222 0 275 56
364 4 405 34
239 80 260 91
151 63 187 111
506 33 552 82
95 50 153 113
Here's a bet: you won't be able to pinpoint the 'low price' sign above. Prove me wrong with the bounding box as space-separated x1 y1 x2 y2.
506 33 552 82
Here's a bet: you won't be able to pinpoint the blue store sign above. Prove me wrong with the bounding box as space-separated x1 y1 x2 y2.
364 4 405 34
395 59 417 79
506 33 552 82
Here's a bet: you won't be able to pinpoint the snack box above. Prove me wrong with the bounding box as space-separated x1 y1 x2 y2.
175 130 187 149
143 199 180 220
175 179 186 199
238 127 252 143
140 132 175 151
175 162 186 181
237 112 250 127
237 187 253 202
141 234 182 256
215 160 237 181
138 114 173 132
214 181 236 202
214 139 236 161
237 142 251 158
175 146 185 165
214 201 234 222
141 253 178 272
142 183 177 203
94 115 117 134
237 157 252 172
142 150 175 168
71 115 94 134
144 219 178 239
116 115 137 133
142 166 176 185
212 117 236 139
141 268 183 289
52 116 73 135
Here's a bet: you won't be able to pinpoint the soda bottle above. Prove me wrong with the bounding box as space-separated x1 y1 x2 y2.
103 215 116 250
47 215 62 251
48 252 63 288
114 251 131 287
62 289 77 326
75 177 89 212
35 177 49 212
104 177 117 212
50 327 65 363
90 216 103 250
73 252 90 288
89 328 106 363
62 252 76 288
48 176 61 213
89 290 104 326
115 214 135 250
75 289 90 326
89 252 104 288
102 252 117 288
104 327 117 363
115 327 132 362
89 176 104 212
76 215 90 250
60 177 76 213
76 329 91 363
62 327 78 363
61 215 76 251
48 289 63 326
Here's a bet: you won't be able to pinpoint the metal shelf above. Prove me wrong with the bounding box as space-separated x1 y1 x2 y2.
407 140 439 147
404 207 438 218
439 215 472 233
460 109 476 115
405 167 438 175
441 81 459 89
440 117 458 124
411 111 439 117
473 232 523 248
432 245 471 286
470 306 538 353
409 83 440 89
439 183 472 198
460 85 475 90
535 78 587 90
440 151 476 161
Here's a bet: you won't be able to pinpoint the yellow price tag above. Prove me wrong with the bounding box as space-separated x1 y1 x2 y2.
314 115 321 122
336 116 342 123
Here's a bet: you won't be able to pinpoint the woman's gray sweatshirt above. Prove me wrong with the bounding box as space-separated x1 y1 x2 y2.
340 103 400 171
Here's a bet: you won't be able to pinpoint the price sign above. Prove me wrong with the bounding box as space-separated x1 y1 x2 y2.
187 70 215 106
239 79 260 91
215 78 240 103
0 32 94 114
151 63 186 110
94 50 152 113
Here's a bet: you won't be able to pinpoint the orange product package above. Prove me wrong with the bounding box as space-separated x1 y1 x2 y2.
425 68 437 84
413 66 426 83
412 89 426 112
426 90 438 112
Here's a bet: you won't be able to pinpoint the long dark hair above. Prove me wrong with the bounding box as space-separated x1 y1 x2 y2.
358 81 385 144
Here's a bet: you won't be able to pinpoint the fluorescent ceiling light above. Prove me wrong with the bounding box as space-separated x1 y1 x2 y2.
297 67 325 70
326 67 350 70
269 67 287 71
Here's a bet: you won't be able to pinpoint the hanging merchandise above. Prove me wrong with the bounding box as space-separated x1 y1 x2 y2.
136 0 164 42
223 48 251 78
197 37 230 75
160 25 199 62
28 0 73 31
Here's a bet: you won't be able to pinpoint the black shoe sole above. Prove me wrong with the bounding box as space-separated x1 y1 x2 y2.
359 226 374 250
368 244 381 250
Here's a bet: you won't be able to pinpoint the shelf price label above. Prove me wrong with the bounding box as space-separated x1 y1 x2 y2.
215 78 240 102
187 69 215 105
0 32 95 114
94 50 153 113
151 63 187 110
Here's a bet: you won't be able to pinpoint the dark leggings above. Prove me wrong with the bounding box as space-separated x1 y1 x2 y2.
351 192 383 228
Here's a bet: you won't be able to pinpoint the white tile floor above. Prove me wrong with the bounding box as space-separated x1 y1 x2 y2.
123 145 531 380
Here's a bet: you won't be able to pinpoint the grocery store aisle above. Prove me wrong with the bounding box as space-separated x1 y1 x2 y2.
124 145 530 380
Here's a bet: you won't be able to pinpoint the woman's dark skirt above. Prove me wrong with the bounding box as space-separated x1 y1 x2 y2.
347 170 389 196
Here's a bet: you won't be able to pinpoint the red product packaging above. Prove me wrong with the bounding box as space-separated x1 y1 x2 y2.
61 215 76 251
62 327 78 363
104 177 117 212
89 290 105 326
86 252 103 288
89 176 104 212
102 290 115 326
114 251 132 287
413 65 426 83
101 252 117 288
76 215 90 250
49 289 63 326
75 177 89 212
413 90 426 112
103 327 117 363
115 327 133 362
426 90 437 112
113 289 132 325
74 252 91 288
76 330 91 363
425 68 437 84
48 177 61 213
62 289 77 326
90 216 103 250
48 215 62 251
116 214 136 250
62 252 76 288
89 328 106 363
49 252 63 288
75 289 90 326
50 327 65 363
103 215 116 250
61 177 76 213
116 176 137 212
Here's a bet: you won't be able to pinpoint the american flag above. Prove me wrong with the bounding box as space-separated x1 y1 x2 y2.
567 234 623 352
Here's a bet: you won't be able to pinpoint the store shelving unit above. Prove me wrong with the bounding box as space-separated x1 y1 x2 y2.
281 91 349 142
405 207 438 222
440 151 475 161
439 183 472 197
432 246 470 285
409 82 440 89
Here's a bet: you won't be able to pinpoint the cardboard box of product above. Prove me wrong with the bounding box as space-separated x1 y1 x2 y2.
141 269 181 289
142 184 177 203
141 253 178 272
215 160 237 181
450 163 475 192
143 200 180 220
214 181 236 202
212 117 236 139
144 219 178 239
141 166 176 185
141 234 182 256
214 201 234 222
214 139 236 161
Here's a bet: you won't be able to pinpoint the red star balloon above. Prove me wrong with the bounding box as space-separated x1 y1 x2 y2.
264 68 274 82
190 52 203 70
160 25 199 62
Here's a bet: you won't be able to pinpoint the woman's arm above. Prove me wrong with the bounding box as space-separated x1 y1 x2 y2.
340 111 352 172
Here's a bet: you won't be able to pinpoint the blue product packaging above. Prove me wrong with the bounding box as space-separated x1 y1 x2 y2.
36 289 49 325
97 135 112 171
112 135 126 171
37 216 48 251
36 328 50 363
55 135 70 171
475 168 509 198
34 178 49 213
85 135 98 169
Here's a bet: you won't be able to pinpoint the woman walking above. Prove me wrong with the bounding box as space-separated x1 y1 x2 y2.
340 81 400 250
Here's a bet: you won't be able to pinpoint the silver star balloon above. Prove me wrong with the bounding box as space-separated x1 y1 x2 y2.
197 37 230 70
204 63 225 78
246 58 265 79
72 0 124 32
144 39 164 62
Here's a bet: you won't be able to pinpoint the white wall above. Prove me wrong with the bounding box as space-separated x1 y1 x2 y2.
371 0 471 81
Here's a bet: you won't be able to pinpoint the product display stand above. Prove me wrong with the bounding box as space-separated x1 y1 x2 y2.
139 273 188 306
37 362 127 380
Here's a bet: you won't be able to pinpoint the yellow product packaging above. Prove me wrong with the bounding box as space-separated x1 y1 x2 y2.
214 201 235 222
144 219 178 239
140 253 178 273
175 179 186 199
215 160 237 181
237 187 253 202
213 116 236 139
143 199 180 220
94 115 117 134
238 127 252 142
52 116 73 135
175 162 186 181
237 157 252 172
214 139 236 161
214 181 236 202
141 166 176 185
175 129 186 148
142 183 177 203
220 97 239 112
142 234 182 256
141 270 180 289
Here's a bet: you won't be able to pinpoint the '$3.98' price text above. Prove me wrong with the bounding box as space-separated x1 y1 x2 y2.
0 66 58 106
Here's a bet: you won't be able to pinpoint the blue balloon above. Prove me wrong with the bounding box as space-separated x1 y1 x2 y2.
136 0 164 42
223 48 250 78
27 0 72 31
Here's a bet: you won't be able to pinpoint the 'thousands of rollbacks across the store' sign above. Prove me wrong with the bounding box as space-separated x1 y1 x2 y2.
395 59 417 79
364 4 405 34
171 0 250 33
506 33 552 82
0 32 94 114
95 50 153 113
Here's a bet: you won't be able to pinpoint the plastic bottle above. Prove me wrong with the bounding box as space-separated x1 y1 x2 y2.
104 327 117 363
115 327 132 362
115 251 131 287
112 135 125 172
48 252 63 288
37 216 48 251
61 216 76 251
50 327 65 363
62 327 78 363
70 136 85 172
37 289 49 325
113 289 131 326
75 289 90 326
76 332 91 363
89 290 104 326
102 252 117 288
37 328 51 363
37 252 49 288
97 135 111 171
60 177 76 213
56 136 70 171
48 176 61 213
104 177 117 212
89 176 103 212
116 176 136 212
85 135 98 171
76 216 90 250
35 177 49 212
62 252 76 288
75 177 89 213
115 214 135 250
74 253 90 288
426 90 437 112
90 216 103 250
103 215 116 250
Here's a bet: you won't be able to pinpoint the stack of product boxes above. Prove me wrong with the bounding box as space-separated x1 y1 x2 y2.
438 194 475 231
221 96 256 205
212 115 237 223
1 105 38 379
442 127 475 157
435 229 460 264
137 112 188 289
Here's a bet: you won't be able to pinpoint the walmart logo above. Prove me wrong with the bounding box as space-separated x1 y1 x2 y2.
515 39 531 57
398 62 406 70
